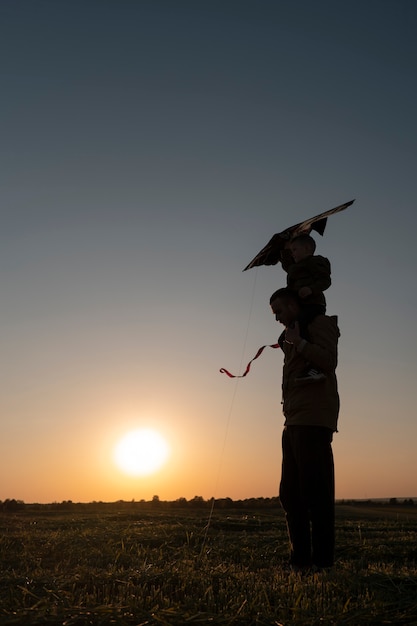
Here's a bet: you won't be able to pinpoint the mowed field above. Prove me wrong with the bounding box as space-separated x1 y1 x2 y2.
1 502 417 625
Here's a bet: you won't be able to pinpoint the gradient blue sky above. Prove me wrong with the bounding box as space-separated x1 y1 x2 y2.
1 0 417 503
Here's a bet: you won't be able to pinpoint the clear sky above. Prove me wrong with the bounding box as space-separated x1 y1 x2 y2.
2 0 417 503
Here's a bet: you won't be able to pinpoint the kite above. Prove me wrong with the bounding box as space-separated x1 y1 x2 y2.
243 199 355 271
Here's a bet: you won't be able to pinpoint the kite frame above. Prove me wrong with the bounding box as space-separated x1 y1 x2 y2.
243 199 355 271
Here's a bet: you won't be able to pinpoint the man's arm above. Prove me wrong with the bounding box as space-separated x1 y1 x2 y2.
286 317 339 372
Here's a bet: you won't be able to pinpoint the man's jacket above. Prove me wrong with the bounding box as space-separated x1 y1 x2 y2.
281 315 340 432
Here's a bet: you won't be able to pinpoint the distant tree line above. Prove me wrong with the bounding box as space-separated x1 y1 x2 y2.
338 498 415 507
0 496 281 513
1 496 415 513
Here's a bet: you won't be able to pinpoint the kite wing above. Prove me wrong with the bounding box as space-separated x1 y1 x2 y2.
243 199 355 271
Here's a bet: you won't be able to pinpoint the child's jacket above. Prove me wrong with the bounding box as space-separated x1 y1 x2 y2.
283 252 331 307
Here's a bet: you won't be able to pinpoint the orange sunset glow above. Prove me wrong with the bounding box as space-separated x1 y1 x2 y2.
2 1 417 506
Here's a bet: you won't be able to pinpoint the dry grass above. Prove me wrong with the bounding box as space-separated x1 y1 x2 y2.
1 504 417 625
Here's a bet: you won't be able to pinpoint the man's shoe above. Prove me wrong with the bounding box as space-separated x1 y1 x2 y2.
295 367 326 383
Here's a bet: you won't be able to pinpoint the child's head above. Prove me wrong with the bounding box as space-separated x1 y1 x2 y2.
290 234 316 263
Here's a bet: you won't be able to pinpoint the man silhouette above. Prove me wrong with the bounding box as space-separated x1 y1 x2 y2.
270 287 340 570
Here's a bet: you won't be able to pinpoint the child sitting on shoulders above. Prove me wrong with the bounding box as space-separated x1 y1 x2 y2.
279 233 331 382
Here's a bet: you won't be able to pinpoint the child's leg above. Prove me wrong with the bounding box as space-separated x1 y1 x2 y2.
296 304 326 383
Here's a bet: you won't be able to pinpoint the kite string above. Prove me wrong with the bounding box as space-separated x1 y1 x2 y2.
201 268 258 553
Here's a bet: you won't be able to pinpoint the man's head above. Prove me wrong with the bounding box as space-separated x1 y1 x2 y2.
290 234 316 263
270 288 300 326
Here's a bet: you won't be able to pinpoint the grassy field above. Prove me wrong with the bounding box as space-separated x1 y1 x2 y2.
1 502 417 625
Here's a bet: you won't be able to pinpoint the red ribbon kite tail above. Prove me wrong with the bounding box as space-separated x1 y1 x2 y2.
220 343 281 378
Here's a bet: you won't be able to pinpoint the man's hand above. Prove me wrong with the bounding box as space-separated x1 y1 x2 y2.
285 321 301 345
298 286 312 299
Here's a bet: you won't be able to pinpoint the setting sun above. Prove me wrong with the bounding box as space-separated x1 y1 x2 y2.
113 429 170 476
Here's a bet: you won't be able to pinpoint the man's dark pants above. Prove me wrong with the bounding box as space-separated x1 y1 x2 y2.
279 425 335 568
